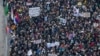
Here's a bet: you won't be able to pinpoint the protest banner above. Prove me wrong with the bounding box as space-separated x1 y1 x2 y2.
27 49 32 56
81 12 90 17
33 39 42 44
48 53 57 56
29 7 41 17
26 2 32 6
47 42 60 48
73 7 80 17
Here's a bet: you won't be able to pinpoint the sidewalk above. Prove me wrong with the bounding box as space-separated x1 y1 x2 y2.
0 1 8 56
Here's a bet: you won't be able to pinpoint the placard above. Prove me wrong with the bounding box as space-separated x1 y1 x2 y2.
29 7 41 17
48 53 57 56
81 12 90 17
47 42 60 48
26 2 32 6
33 39 42 44
27 49 32 56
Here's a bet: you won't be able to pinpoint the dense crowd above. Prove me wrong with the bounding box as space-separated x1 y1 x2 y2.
6 0 100 56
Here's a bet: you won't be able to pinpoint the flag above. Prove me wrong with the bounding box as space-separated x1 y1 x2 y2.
13 17 17 25
4 3 9 15
27 49 32 56
11 8 14 20
14 13 20 24
15 16 19 23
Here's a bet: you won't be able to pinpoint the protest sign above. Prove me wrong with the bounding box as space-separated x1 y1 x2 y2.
27 49 32 56
47 42 60 48
33 39 42 44
29 7 41 17
81 12 90 17
48 53 57 56
73 8 80 17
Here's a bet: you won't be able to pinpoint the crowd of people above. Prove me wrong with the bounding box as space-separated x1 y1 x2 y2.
5 0 100 56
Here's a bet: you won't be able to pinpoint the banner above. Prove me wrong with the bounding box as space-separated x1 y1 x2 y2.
33 39 42 44
47 42 60 48
27 49 32 56
48 53 57 56
73 8 80 17
26 2 32 6
81 12 90 17
29 7 41 17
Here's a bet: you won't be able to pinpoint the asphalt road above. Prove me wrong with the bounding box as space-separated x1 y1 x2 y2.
0 0 8 56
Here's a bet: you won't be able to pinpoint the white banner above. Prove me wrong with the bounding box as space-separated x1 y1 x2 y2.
81 12 90 18
26 2 32 6
29 7 41 17
27 49 32 56
33 39 42 44
48 53 57 56
47 42 60 48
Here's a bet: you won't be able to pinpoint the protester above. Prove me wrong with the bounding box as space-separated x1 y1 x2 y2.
6 0 100 56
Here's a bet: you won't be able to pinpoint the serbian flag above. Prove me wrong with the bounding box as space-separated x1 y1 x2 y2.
14 12 20 24
13 17 17 25
13 15 19 25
